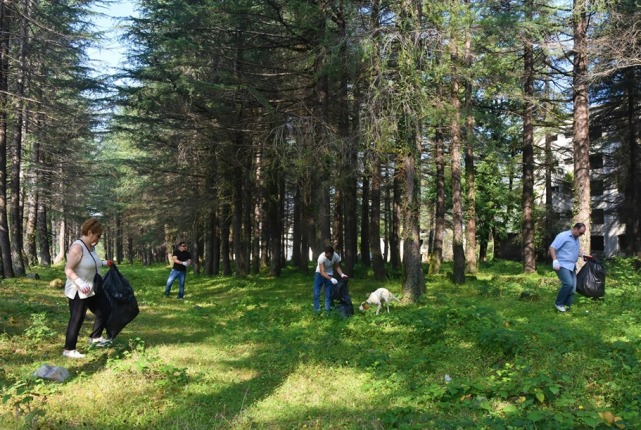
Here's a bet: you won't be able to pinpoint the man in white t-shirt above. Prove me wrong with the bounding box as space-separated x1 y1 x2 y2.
313 246 347 312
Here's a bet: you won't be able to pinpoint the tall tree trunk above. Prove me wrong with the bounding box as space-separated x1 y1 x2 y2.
204 210 213 276
220 202 232 276
36 200 50 266
336 4 356 277
292 185 302 269
266 162 281 277
300 179 314 273
332 189 342 254
463 6 476 274
544 76 556 257
25 139 38 266
252 147 262 275
522 12 536 273
233 171 248 277
251 195 260 275
9 0 29 276
212 206 220 275
126 236 133 264
343 172 357 277
53 218 65 264
164 223 172 265
572 0 591 249
399 120 425 301
451 74 466 284
191 223 200 276
316 180 331 254
360 175 371 266
242 166 252 275
429 128 445 274
369 157 386 280
205 208 218 275
0 1 14 277
390 167 401 269
116 215 123 263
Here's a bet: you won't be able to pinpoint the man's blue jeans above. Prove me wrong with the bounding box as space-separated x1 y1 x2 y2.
555 267 576 307
165 269 186 298
313 272 333 311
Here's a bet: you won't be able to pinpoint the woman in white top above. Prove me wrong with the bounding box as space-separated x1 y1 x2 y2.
62 218 112 358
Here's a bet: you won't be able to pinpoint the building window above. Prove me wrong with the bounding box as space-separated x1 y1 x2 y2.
591 236 605 252
617 175 625 193
592 209 604 225
589 126 603 140
591 180 604 196
590 154 603 169
618 235 628 251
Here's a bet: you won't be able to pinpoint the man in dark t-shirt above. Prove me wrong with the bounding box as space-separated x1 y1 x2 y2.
164 242 192 299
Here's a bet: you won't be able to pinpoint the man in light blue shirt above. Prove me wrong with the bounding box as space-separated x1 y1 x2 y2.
549 222 587 312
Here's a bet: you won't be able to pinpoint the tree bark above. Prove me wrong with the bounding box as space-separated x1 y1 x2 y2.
572 0 591 249
522 12 536 273
429 128 445 274
390 167 401 269
399 121 425 302
369 156 386 280
265 163 281 276
36 199 50 266
0 1 14 277
463 7 477 274
25 138 38 266
9 0 30 276
543 75 557 258
220 202 232 276
360 174 371 267
233 169 248 277
292 185 302 269
451 74 466 284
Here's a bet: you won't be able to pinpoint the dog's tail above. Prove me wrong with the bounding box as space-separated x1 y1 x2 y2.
389 293 401 302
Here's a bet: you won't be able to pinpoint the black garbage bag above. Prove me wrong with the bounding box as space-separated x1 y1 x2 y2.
331 278 354 318
576 257 606 298
101 264 139 338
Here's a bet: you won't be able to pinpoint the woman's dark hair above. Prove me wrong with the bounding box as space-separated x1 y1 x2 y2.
81 218 104 236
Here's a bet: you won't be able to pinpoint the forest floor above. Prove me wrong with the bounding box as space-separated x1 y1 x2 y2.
1 259 640 429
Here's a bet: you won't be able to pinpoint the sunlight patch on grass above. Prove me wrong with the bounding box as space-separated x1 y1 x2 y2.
156 343 260 383
232 364 371 426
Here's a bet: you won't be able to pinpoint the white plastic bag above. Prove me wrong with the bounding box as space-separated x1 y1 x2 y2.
34 364 70 382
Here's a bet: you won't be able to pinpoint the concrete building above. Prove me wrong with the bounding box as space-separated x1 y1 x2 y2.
542 127 625 258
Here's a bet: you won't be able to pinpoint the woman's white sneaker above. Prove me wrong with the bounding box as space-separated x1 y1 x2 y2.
62 349 85 358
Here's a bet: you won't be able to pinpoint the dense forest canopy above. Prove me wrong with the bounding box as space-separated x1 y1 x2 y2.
0 0 639 299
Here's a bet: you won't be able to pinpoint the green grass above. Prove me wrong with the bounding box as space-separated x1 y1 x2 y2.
1 259 641 429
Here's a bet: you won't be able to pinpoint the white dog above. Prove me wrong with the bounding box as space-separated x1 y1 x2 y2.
359 288 400 315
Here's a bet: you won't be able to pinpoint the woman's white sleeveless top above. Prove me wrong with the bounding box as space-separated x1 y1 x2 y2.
64 240 100 299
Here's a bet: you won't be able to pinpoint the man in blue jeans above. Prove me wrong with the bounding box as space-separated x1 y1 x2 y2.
313 246 347 312
549 223 587 312
165 242 191 299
